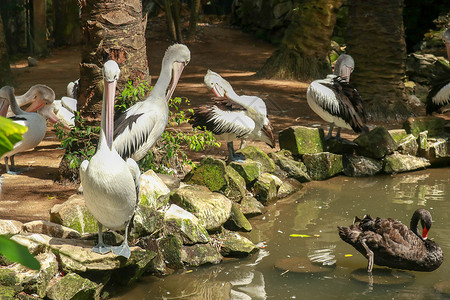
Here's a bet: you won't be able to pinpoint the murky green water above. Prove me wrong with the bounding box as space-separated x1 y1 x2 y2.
115 168 450 299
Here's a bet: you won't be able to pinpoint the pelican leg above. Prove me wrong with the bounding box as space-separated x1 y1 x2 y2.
92 223 111 255
326 123 335 140
361 238 374 273
239 138 247 150
6 156 21 175
112 220 131 259
227 141 245 162
336 127 342 140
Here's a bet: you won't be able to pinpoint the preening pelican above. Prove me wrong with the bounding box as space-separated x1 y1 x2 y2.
426 28 450 115
0 86 60 174
306 54 368 139
80 60 140 259
190 70 275 162
113 44 191 161
2 84 55 117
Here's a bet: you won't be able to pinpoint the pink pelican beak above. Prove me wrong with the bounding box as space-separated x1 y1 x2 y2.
166 61 186 102
25 96 46 112
341 65 353 83
48 109 70 130
0 98 9 117
104 77 117 149
211 83 225 98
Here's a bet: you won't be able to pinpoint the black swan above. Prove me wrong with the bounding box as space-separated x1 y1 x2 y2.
338 208 443 272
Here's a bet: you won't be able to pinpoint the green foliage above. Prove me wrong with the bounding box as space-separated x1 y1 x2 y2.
0 235 40 270
54 111 100 169
0 116 27 157
116 79 151 114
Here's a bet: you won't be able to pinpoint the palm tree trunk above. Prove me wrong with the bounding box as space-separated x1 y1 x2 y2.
0 14 13 86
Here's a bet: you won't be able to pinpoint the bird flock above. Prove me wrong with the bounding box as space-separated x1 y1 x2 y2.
1 28 448 266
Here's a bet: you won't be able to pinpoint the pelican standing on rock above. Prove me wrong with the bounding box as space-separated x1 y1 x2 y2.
306 54 368 139
426 28 450 115
80 60 140 259
113 44 191 161
0 86 61 174
190 70 275 162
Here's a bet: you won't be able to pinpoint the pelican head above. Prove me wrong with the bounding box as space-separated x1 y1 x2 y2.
443 28 450 61
102 60 121 148
164 44 191 101
0 86 14 116
334 54 354 82
204 69 234 97
21 84 56 113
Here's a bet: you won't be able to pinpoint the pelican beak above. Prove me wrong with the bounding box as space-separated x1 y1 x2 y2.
104 78 117 149
211 83 225 98
341 66 352 82
26 96 46 112
47 109 70 130
446 41 450 62
0 98 9 117
166 61 186 102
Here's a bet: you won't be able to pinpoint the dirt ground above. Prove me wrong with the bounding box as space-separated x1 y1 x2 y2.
0 21 419 223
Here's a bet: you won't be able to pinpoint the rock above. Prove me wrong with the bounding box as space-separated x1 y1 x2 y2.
418 131 428 150
156 173 181 190
418 138 450 165
20 252 59 298
109 249 156 287
224 203 252 232
184 157 228 192
131 206 164 238
406 53 450 85
46 273 98 300
163 204 210 245
139 170 171 209
273 1 292 19
49 194 98 234
0 220 23 235
181 244 222 267
325 137 358 154
223 166 246 202
22 220 81 239
397 134 419 156
279 126 325 155
214 230 258 257
403 116 446 138
0 285 20 298
237 196 265 218
342 154 383 177
269 151 311 182
354 127 397 159
252 173 277 205
159 235 183 269
303 152 343 180
277 180 298 198
384 153 431 173
136 237 168 275
169 185 232 232
388 129 408 143
237 146 276 173
229 161 262 184
27 57 38 67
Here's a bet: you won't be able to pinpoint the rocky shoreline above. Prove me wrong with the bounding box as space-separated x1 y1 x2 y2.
0 116 448 299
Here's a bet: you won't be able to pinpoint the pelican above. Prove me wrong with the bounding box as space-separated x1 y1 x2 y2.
80 60 140 259
0 86 61 174
426 28 450 115
2 84 55 117
306 54 368 139
190 70 275 162
113 44 191 161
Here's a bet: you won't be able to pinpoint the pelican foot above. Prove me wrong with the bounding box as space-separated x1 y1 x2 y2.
6 170 22 175
112 243 131 259
92 242 112 255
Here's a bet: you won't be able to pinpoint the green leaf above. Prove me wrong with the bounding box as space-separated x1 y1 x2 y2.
289 234 312 238
0 117 27 157
0 236 40 270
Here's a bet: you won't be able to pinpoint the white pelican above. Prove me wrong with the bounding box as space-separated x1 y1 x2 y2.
306 54 368 139
426 28 450 115
190 70 275 162
0 86 61 174
80 60 140 259
113 44 191 161
2 84 55 117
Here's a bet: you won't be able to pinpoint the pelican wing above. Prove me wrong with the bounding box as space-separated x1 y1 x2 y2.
126 158 141 204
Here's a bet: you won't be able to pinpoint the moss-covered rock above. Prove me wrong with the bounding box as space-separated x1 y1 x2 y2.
388 129 408 143
22 220 81 239
139 169 171 210
397 134 419 156
163 204 210 245
354 127 397 159
169 185 232 232
325 137 359 154
403 116 446 137
253 173 278 205
279 126 325 155
49 194 98 234
223 166 246 202
0 284 20 298
237 146 276 173
418 138 450 165
180 244 222 267
277 180 298 198
46 273 98 300
184 157 228 192
384 153 431 173
229 161 262 184
237 196 265 218
342 154 383 177
418 131 428 150
131 206 164 238
269 151 311 182
0 220 23 235
109 249 156 287
214 230 258 257
303 152 343 180
156 173 181 190
224 203 252 232
159 235 184 269
21 252 59 298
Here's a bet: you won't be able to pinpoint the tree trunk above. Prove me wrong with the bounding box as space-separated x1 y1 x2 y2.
187 0 200 40
257 0 343 81
164 0 183 42
347 0 411 120
0 14 13 86
54 0 82 46
78 0 150 120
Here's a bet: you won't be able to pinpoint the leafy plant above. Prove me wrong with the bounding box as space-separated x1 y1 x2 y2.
0 116 27 156
116 78 151 114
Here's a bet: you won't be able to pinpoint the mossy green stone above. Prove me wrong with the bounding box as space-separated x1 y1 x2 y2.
388 129 408 143
384 153 431 173
0 269 16 286
419 131 428 150
279 126 325 155
303 152 343 180
224 203 252 232
354 127 397 159
184 157 228 192
397 134 418 156
224 166 246 202
253 173 277 205
403 116 446 137
46 273 98 300
0 285 19 298
216 231 258 257
237 146 276 173
159 235 184 269
229 161 262 184
181 244 222 266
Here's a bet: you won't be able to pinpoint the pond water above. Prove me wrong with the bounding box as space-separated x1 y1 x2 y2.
114 168 450 300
